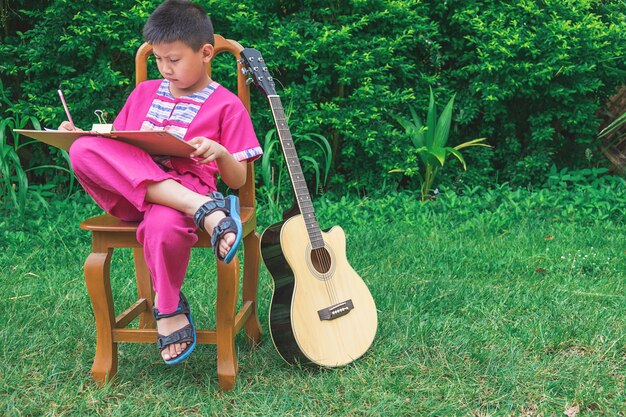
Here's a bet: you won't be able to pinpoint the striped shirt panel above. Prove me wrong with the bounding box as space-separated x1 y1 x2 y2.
141 80 219 140
233 147 263 162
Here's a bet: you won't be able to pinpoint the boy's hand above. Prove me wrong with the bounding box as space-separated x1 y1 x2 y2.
58 121 83 132
188 136 227 164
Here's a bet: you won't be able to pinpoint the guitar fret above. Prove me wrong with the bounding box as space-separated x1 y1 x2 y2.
310 237 325 247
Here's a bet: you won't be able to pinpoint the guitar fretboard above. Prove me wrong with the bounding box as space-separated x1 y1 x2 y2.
268 95 324 249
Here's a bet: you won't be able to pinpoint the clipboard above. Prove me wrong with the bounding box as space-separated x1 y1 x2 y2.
14 129 197 158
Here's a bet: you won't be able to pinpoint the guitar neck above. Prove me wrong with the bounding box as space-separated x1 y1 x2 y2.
268 95 324 249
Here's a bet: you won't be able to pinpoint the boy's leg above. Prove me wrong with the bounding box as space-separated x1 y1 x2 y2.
137 203 198 314
137 168 212 361
71 135 237 258
137 203 198 361
144 179 236 259
69 136 174 219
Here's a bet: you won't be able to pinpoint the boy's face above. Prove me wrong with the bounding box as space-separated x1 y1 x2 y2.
152 41 213 97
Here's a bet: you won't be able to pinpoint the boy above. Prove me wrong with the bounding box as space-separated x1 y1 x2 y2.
61 0 262 364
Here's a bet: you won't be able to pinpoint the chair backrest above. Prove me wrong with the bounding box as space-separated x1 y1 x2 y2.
134 35 256 208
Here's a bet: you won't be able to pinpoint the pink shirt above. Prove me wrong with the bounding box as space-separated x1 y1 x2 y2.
113 79 262 192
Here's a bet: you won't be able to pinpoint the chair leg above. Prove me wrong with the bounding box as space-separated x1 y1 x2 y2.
242 232 262 345
84 250 118 385
216 257 239 391
133 248 155 329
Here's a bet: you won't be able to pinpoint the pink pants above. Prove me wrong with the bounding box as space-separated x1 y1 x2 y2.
70 136 212 314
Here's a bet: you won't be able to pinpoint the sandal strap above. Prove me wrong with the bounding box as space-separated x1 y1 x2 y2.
211 195 242 263
210 217 238 247
193 191 229 232
157 324 194 350
152 293 190 321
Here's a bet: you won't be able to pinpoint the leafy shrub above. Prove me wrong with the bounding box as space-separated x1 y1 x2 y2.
434 0 626 185
0 0 154 128
313 172 626 236
1 0 624 197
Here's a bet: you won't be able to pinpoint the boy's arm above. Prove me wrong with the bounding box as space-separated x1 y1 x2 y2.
216 156 247 190
188 137 247 189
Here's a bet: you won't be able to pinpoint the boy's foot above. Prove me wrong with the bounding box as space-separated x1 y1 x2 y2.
156 313 191 361
153 293 196 363
200 209 236 260
193 192 243 263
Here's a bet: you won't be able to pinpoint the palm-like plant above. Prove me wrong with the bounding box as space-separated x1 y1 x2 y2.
392 87 491 202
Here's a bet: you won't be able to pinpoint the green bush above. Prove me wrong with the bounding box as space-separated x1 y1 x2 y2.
0 0 153 128
434 0 626 185
1 0 624 197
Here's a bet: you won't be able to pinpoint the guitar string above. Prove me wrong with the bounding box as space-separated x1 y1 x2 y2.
314 245 338 305
313 247 336 305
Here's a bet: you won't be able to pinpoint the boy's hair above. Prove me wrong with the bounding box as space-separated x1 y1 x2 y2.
143 0 214 50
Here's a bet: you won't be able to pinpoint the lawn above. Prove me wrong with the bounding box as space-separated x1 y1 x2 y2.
1 179 625 416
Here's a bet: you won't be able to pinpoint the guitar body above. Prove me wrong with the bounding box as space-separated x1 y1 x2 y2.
261 214 378 367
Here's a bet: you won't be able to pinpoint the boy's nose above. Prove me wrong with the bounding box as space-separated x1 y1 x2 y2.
160 63 173 76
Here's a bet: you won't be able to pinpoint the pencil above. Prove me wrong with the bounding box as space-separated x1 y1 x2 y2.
57 89 75 131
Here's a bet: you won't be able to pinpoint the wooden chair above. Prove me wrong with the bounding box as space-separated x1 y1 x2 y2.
79 35 262 391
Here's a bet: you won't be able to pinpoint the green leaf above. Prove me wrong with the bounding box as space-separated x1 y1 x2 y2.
454 137 492 150
409 104 423 131
428 146 447 166
294 132 333 185
426 86 436 148
446 147 467 170
433 93 455 148
598 111 626 138
261 135 279 186
408 105 426 148
301 155 321 191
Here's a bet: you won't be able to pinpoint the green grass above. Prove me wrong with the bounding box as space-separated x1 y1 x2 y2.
1 183 625 416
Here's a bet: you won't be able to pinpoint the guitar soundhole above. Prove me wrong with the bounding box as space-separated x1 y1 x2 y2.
310 247 332 274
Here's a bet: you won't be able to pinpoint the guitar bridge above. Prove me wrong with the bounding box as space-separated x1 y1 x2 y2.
318 299 354 321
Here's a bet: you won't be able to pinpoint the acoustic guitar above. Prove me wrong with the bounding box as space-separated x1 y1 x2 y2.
240 48 378 367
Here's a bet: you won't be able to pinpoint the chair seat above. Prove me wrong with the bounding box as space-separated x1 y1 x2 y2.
80 208 256 247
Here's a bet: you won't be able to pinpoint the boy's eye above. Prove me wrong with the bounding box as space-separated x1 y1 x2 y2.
170 59 180 63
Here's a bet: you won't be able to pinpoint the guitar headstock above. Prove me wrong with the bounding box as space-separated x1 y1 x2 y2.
240 48 277 97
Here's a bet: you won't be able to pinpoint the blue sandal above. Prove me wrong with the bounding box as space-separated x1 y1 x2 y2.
193 191 243 263
153 292 197 365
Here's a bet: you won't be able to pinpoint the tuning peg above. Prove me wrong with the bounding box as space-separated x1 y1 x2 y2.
246 77 254 85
